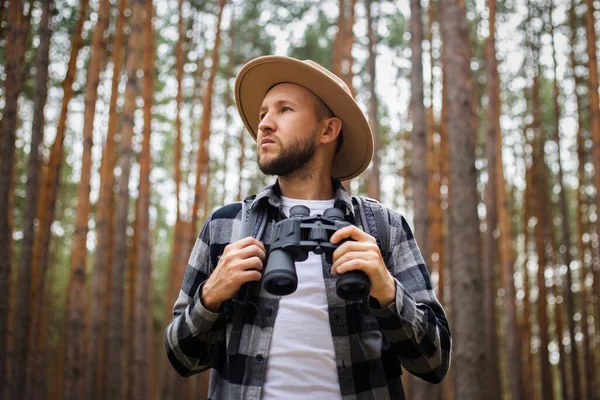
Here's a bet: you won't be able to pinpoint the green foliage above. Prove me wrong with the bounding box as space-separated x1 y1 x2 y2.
385 10 407 50
288 10 334 68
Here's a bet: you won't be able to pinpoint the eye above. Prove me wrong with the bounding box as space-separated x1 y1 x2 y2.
281 106 292 113
259 112 266 121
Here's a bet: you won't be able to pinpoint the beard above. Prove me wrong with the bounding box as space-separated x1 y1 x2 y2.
257 127 318 178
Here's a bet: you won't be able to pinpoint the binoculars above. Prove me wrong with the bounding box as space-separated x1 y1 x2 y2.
262 205 370 301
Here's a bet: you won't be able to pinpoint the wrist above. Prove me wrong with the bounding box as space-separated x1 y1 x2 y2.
201 282 222 313
374 278 396 308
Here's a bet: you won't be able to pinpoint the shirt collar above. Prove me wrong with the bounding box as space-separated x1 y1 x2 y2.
250 178 356 220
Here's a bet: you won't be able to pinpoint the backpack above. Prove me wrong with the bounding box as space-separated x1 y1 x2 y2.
227 195 391 356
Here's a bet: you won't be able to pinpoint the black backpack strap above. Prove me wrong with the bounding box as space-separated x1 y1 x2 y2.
227 196 267 356
352 196 391 264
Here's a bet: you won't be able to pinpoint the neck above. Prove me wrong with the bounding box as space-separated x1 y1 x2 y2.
278 171 335 200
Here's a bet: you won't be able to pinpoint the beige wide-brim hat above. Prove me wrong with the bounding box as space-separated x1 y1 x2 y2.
234 55 374 181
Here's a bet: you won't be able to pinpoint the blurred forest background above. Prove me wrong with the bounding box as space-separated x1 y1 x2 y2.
1 0 600 399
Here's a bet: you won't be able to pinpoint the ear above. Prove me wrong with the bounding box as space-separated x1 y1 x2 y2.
319 117 342 145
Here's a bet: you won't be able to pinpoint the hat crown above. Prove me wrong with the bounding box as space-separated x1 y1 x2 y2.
302 60 353 98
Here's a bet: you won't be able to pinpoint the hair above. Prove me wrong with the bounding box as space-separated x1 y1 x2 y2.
314 96 343 154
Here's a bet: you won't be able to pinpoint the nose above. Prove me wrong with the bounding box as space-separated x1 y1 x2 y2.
258 111 276 133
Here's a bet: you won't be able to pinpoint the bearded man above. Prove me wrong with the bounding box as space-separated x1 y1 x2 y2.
165 56 451 400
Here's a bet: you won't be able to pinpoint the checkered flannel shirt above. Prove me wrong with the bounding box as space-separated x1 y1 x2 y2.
165 179 451 400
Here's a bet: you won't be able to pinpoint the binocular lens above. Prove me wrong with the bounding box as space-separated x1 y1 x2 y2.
263 250 298 296
335 271 370 300
264 275 297 296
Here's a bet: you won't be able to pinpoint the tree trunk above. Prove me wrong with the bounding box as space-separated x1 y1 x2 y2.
571 2 597 396
191 0 227 231
531 67 555 400
583 0 600 393
13 1 52 399
548 2 587 397
162 219 196 400
482 1 502 397
409 0 429 257
131 1 155 397
0 0 6 41
341 0 356 95
27 4 90 395
175 0 185 219
219 13 237 206
105 0 145 397
521 166 534 400
409 0 436 396
487 0 522 398
237 127 246 201
332 0 345 77
0 2 31 395
86 0 127 398
366 0 380 200
62 2 111 398
439 0 486 399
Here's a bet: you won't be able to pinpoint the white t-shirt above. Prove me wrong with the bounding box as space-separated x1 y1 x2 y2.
261 196 343 400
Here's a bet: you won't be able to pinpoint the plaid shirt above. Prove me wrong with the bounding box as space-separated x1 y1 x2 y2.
165 179 451 400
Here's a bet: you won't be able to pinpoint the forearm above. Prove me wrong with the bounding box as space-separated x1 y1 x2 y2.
368 278 451 382
164 283 226 376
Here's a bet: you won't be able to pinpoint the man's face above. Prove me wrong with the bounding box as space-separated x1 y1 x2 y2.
256 83 321 177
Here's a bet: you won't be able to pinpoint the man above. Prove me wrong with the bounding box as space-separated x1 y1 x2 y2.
165 56 451 399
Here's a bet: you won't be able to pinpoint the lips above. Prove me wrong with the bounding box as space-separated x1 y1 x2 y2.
260 138 276 148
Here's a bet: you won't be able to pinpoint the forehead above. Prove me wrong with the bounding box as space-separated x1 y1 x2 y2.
261 83 317 106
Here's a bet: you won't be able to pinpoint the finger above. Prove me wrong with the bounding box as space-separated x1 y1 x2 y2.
232 236 265 251
332 250 375 272
235 256 264 271
236 244 267 261
330 225 374 244
332 241 378 263
333 258 372 276
239 269 263 283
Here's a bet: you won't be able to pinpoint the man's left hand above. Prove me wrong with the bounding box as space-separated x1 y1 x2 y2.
330 225 396 307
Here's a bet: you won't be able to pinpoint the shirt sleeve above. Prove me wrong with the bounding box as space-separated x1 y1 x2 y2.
164 215 227 377
367 209 451 384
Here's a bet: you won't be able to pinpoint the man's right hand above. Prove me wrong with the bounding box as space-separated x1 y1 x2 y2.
201 237 266 312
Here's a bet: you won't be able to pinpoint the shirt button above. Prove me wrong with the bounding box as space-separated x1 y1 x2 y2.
256 354 264 362
265 308 273 316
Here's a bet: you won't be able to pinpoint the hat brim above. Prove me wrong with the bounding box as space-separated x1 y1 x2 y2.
234 56 373 181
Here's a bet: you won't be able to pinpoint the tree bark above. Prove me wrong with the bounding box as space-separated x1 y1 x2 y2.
85 0 127 398
191 0 227 231
439 0 486 399
0 2 31 396
548 2 587 397
105 0 145 397
63 1 111 398
482 1 502 397
409 0 436 396
409 0 429 257
583 0 600 393
175 0 185 220
332 0 345 77
219 12 237 206
131 1 155 397
531 65 555 400
27 5 90 395
366 0 380 200
521 164 534 400
341 0 356 95
571 1 597 396
14 1 52 399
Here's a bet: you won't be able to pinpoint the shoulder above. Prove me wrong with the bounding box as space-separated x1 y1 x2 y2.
210 202 243 221
199 202 244 242
355 197 414 242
